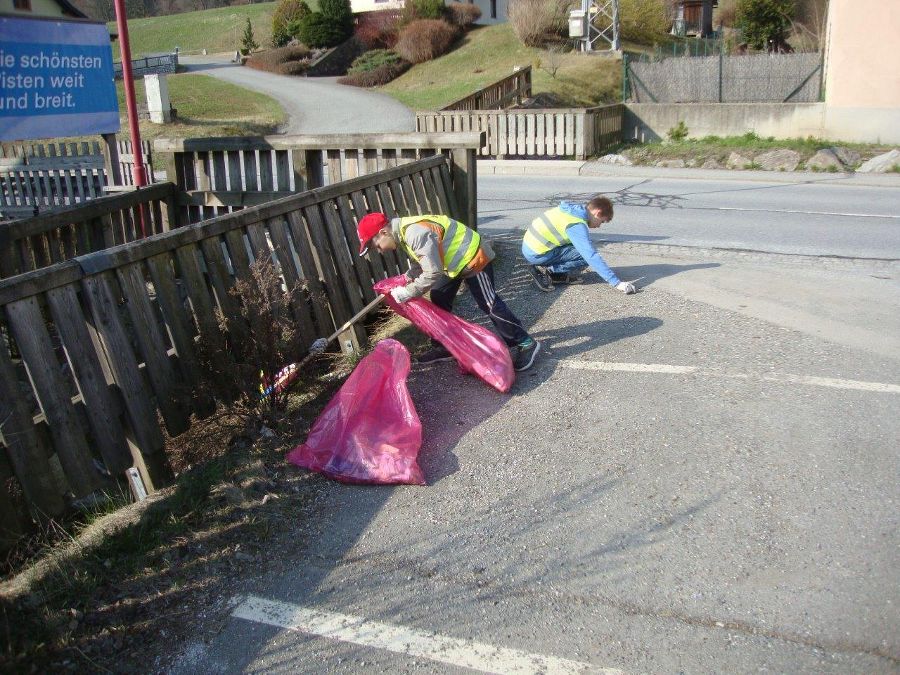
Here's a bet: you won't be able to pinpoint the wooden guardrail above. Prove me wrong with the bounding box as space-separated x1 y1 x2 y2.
155 132 482 233
0 156 463 536
0 182 178 279
441 66 532 111
0 137 155 220
416 104 623 160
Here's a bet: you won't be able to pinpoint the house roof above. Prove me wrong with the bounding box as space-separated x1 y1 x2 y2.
56 0 89 18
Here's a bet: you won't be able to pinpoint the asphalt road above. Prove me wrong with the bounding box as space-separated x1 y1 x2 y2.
169 171 899 674
477 173 900 259
179 54 416 134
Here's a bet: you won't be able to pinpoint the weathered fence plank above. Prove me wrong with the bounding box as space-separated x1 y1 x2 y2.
5 297 104 497
416 106 623 160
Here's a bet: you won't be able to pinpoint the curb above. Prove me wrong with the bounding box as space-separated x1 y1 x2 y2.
478 159 900 187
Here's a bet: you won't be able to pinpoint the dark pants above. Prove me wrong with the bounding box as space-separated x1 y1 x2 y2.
429 262 529 348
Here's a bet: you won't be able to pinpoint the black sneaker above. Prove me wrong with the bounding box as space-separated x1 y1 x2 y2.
527 265 554 292
417 345 453 364
512 339 541 372
549 272 584 285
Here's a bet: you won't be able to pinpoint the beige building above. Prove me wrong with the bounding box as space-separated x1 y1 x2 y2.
0 0 86 18
822 0 900 143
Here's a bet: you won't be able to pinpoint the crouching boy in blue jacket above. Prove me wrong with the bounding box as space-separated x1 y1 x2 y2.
522 196 636 294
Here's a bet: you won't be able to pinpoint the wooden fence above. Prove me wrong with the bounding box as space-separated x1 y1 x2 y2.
416 104 623 160
0 137 154 221
0 155 463 537
441 66 532 111
155 132 482 231
0 183 178 279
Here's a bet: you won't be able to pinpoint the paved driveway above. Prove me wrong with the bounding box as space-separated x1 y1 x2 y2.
179 54 416 134
171 231 899 674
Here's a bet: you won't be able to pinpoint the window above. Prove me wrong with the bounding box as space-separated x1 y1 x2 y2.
490 0 496 19
13 0 32 10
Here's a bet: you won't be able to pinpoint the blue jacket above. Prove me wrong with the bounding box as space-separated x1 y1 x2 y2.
525 201 621 286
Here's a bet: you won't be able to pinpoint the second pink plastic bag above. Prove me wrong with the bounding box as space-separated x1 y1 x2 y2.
374 275 515 393
286 339 424 485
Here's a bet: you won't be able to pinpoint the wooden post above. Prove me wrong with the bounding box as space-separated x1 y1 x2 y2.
450 139 479 230
101 133 123 187
291 148 309 192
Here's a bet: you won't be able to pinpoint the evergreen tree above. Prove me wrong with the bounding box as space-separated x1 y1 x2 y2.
241 17 259 53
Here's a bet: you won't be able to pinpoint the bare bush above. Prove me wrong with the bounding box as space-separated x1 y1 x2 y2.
508 0 568 48
355 10 401 48
394 19 459 64
193 256 306 422
446 2 482 28
246 45 312 75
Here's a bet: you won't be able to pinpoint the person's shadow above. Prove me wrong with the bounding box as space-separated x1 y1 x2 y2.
529 315 664 361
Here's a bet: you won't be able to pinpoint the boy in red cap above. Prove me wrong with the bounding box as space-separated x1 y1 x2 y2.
358 212 540 372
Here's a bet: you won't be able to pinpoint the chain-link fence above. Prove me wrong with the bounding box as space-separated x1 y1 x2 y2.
623 50 823 103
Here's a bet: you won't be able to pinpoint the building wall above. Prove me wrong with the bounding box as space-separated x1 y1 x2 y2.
821 0 900 142
467 0 508 25
823 0 900 108
624 103 830 143
0 0 71 17
350 0 403 13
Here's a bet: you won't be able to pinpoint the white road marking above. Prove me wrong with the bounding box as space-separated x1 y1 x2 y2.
706 206 900 219
232 594 615 675
561 361 697 375
557 360 900 393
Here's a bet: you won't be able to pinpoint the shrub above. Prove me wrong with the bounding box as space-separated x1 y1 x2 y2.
320 0 354 31
338 60 411 87
347 49 405 73
666 120 689 142
736 0 794 50
618 0 670 44
272 0 312 47
400 0 447 24
299 11 351 48
508 0 569 48
394 19 459 64
446 2 482 28
246 45 312 75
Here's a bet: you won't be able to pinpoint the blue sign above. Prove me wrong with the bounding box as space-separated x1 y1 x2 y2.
0 16 119 141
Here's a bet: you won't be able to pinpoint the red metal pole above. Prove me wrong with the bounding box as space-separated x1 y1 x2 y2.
112 0 147 236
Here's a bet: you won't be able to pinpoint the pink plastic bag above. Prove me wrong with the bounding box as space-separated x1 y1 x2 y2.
286 339 424 485
374 275 515 393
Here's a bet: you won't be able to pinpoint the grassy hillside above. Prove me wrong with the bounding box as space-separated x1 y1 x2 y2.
109 2 306 57
115 73 285 140
380 24 621 110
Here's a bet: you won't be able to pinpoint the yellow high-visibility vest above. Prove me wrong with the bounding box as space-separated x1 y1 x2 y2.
398 215 480 278
524 207 585 254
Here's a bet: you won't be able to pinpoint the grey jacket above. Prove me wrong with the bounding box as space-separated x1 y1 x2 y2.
392 217 494 298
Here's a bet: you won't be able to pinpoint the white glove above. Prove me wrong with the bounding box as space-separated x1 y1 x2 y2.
390 286 413 303
308 338 328 355
616 281 636 295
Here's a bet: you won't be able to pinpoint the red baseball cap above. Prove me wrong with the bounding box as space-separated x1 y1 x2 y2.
357 212 388 255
